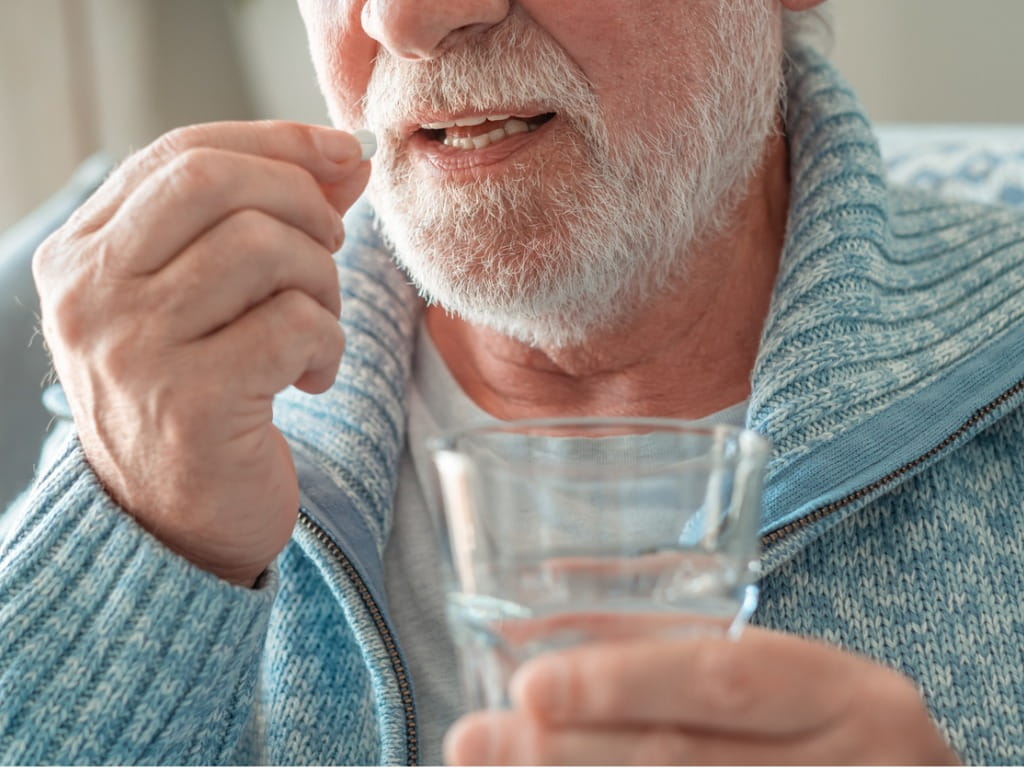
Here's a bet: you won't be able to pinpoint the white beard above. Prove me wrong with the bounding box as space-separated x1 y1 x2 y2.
363 3 782 349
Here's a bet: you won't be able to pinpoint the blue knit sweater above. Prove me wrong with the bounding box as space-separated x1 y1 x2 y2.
2 47 1023 765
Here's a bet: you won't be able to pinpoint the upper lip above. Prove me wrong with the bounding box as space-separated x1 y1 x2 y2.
400 106 554 137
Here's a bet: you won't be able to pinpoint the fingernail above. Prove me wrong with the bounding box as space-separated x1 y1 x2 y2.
354 128 377 161
315 129 360 163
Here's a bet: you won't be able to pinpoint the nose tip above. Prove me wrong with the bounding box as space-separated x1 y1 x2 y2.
361 0 509 60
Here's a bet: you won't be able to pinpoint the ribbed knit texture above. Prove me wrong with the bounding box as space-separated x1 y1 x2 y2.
755 405 1024 763
0 438 277 764
752 54 1024 485
2 46 1022 765
258 535 381 765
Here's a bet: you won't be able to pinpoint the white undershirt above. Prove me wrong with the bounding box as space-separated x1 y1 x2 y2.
382 324 749 766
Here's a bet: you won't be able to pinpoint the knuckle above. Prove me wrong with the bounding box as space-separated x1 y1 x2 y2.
33 227 83 282
47 290 85 347
34 234 137 352
279 289 321 333
277 154 321 195
277 120 317 150
151 271 199 321
283 162 322 204
284 286 319 325
31 235 58 285
96 325 142 379
82 233 120 275
258 120 321 162
261 338 294 380
148 128 201 174
153 124 203 157
228 208 280 251
43 277 100 351
167 147 222 190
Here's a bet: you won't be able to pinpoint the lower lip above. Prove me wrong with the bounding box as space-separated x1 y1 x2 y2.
408 117 558 175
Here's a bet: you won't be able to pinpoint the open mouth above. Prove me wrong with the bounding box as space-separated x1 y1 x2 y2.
418 113 556 151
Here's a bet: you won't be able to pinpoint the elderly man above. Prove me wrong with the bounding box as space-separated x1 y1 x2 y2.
2 0 1022 764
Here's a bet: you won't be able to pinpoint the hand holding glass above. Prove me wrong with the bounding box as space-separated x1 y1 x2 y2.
429 418 770 711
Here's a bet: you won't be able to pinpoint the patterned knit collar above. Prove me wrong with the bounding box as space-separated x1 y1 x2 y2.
752 46 1024 537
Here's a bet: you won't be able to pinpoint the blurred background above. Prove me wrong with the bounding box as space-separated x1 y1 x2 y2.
2 0 1024 232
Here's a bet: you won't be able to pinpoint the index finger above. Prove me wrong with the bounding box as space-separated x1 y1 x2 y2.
510 626 888 736
71 121 367 234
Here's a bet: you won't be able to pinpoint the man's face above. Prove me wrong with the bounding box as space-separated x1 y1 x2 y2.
297 1 783 347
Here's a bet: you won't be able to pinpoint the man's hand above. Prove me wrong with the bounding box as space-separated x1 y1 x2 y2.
33 121 371 586
445 626 959 765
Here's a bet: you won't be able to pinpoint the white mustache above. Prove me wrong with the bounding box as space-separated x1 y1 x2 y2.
362 12 603 148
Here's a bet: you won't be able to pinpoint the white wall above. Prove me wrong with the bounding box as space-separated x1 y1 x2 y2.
87 0 255 155
0 1 88 234
0 0 255 232
230 0 329 127
830 0 1024 124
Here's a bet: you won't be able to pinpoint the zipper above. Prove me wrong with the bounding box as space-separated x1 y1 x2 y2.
284 376 1023 759
296 511 420 766
761 376 1024 554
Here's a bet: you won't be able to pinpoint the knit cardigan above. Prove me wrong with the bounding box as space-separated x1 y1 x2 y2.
1 47 1022 765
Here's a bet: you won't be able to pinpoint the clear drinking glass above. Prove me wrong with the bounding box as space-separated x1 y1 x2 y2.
428 418 771 711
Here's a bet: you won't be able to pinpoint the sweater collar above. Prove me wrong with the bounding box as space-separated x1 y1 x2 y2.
752 46 1024 537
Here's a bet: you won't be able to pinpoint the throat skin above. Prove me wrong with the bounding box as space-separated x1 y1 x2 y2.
426 133 791 422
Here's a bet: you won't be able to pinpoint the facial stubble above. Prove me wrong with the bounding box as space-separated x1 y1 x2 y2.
362 4 782 349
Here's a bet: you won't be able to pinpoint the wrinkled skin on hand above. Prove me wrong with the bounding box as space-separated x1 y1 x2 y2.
445 624 959 765
33 121 370 586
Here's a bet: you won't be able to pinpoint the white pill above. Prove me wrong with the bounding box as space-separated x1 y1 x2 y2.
354 129 377 161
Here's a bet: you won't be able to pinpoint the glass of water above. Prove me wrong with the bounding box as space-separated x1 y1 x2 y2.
428 418 771 711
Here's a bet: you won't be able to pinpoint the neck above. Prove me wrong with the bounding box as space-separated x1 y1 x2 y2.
427 133 790 421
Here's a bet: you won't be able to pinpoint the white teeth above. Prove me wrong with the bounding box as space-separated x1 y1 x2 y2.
432 115 544 151
421 114 526 131
504 118 529 136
